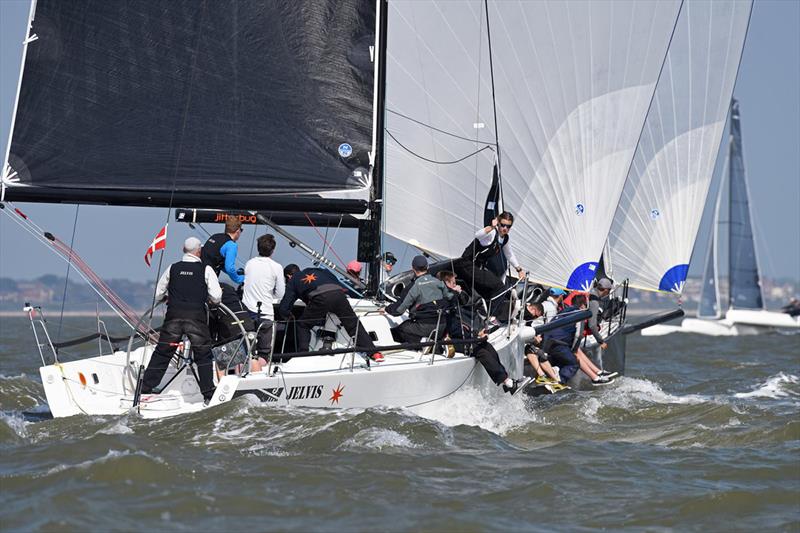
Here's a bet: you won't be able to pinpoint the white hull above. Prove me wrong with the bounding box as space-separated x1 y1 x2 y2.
641 310 799 337
38 310 522 419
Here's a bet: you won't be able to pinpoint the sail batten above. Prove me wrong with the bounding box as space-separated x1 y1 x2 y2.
3 0 377 208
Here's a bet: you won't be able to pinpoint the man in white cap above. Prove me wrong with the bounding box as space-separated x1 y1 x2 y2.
141 236 223 403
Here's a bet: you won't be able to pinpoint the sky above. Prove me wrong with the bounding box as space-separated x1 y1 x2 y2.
1 0 798 288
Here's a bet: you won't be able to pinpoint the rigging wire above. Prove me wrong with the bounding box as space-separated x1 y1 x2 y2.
55 204 81 343
303 213 348 269
483 0 504 208
1 204 143 332
385 129 494 166
386 108 498 145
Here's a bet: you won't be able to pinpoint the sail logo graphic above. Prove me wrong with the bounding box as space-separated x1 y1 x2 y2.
575 203 585 216
650 208 660 220
338 143 353 158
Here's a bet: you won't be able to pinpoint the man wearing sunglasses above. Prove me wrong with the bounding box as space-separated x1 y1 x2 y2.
454 211 525 317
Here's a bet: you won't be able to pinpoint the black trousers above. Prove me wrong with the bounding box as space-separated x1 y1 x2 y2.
296 291 377 354
393 319 446 344
142 318 216 400
453 258 507 316
473 341 509 385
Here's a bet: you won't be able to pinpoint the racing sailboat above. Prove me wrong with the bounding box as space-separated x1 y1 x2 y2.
3 0 687 417
643 100 800 336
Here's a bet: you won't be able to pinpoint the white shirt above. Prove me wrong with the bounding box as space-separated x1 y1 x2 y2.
155 253 222 304
242 256 285 319
475 228 521 270
542 297 559 323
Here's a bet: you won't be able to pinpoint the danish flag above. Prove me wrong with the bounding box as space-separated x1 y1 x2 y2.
144 225 168 266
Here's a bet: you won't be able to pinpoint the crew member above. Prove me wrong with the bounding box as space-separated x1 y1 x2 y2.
453 212 524 317
542 288 566 323
201 217 245 286
587 277 613 349
141 237 222 403
523 302 561 385
242 234 284 367
279 264 384 362
384 255 454 343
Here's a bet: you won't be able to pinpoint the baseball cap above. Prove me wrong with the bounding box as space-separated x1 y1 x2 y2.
597 277 613 289
411 255 428 270
183 236 202 252
549 287 567 296
383 251 397 265
346 260 362 274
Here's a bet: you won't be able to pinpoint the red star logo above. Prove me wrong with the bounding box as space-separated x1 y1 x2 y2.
302 273 317 284
330 383 345 405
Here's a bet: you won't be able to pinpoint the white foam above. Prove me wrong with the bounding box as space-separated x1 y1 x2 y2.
97 420 134 435
409 385 537 436
603 377 708 407
0 411 29 439
43 449 163 476
734 373 800 400
341 428 417 450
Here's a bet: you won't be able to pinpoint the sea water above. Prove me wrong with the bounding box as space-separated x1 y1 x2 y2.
1 316 798 531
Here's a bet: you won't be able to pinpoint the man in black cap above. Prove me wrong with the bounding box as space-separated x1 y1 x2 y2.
384 255 455 343
278 264 383 362
382 251 397 280
141 237 222 403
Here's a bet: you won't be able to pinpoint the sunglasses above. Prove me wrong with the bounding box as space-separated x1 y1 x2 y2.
499 222 512 229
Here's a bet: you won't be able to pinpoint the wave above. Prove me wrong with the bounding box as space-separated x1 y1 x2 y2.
734 373 799 400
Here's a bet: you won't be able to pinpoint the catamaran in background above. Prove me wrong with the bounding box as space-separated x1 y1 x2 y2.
0 0 753 418
643 101 800 336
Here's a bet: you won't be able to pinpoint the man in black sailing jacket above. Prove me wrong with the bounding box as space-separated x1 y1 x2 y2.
141 237 223 403
278 264 384 362
452 212 524 318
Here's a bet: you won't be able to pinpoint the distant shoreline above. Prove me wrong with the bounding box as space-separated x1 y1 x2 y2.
0 311 155 318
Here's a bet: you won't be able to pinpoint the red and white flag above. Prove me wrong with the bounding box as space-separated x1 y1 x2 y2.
144 224 168 266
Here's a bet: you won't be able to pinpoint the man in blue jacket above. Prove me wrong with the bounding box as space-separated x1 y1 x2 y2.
201 217 245 286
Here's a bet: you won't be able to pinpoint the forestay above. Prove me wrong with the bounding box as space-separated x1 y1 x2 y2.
2 0 376 208
607 0 752 294
384 0 682 290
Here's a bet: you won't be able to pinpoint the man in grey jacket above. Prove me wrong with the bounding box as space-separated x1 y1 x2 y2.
384 255 454 343
587 277 613 349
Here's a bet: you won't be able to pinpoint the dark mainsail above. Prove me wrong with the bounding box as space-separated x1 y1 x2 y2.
3 0 375 209
727 100 763 310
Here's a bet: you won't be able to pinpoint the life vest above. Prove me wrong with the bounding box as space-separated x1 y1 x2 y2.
461 230 508 267
562 291 586 307
201 233 232 276
165 261 208 322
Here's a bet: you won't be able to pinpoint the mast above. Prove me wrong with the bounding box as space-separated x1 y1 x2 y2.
365 0 388 296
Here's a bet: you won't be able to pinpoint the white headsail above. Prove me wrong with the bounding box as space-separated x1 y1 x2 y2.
384 0 682 290
606 0 752 294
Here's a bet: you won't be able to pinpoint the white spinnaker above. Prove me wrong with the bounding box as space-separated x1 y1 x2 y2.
607 0 752 294
384 1 682 290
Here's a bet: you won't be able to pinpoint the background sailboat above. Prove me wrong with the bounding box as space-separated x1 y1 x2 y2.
644 100 800 336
